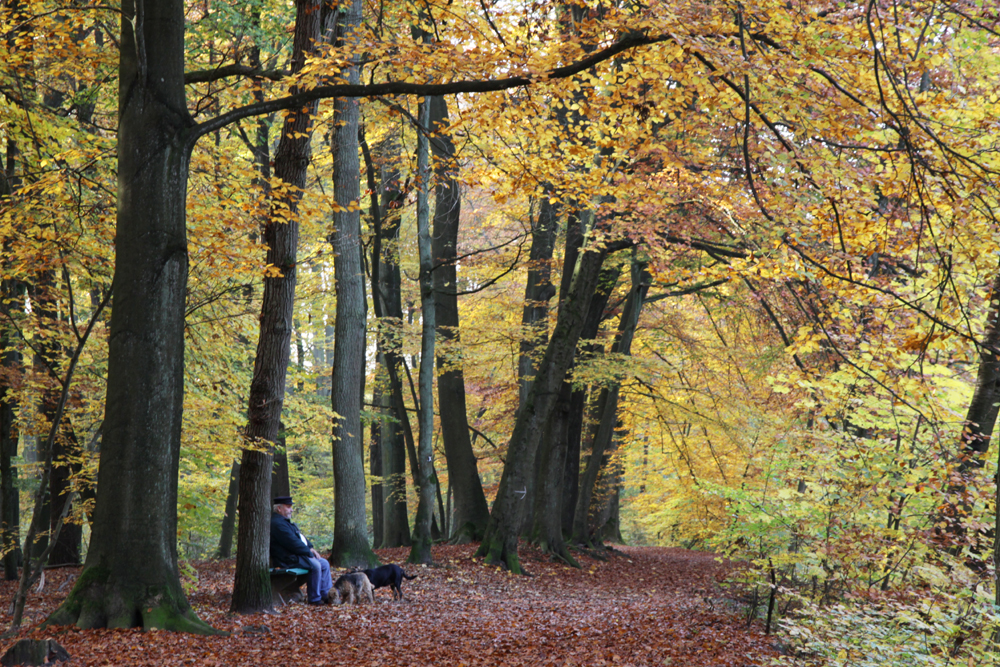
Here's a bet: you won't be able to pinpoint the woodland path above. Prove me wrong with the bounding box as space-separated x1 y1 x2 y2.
1 543 779 666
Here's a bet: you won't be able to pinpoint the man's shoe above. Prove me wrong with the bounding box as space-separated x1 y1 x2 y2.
308 599 326 606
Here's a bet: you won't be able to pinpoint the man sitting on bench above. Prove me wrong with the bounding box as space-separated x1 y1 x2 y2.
270 495 333 605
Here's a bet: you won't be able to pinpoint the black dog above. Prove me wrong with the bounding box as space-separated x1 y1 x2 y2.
361 564 417 601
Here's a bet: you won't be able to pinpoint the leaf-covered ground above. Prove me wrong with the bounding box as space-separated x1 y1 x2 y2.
2 544 778 666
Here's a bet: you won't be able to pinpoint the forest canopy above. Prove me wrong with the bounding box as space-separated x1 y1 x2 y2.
2 0 1000 661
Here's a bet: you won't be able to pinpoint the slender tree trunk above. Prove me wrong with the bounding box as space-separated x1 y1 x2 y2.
329 0 377 568
409 97 436 565
429 95 489 543
365 126 411 548
231 0 327 614
48 422 82 566
561 387 586 536
930 268 1000 552
28 273 61 561
1 141 23 580
46 0 216 632
370 377 384 548
381 374 410 546
0 373 19 580
216 459 239 559
957 269 1000 467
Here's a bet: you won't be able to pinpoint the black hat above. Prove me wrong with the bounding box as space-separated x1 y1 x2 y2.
274 496 293 506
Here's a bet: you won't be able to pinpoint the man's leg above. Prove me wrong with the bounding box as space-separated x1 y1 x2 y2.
305 557 329 603
318 558 332 601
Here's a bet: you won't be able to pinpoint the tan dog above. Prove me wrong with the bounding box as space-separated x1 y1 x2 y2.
331 572 374 604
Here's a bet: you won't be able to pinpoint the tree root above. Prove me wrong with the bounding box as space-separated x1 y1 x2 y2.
43 566 225 635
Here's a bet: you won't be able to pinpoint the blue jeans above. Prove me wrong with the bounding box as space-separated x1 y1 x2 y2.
306 556 332 603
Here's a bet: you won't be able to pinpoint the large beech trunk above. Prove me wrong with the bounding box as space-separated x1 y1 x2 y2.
572 259 649 546
329 0 377 568
477 215 626 573
430 95 489 543
530 261 620 561
46 0 214 632
230 0 326 614
408 97 437 565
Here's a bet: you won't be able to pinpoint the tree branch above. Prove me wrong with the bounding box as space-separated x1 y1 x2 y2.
188 31 672 142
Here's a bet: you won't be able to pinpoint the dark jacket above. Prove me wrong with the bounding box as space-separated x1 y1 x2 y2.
270 512 314 569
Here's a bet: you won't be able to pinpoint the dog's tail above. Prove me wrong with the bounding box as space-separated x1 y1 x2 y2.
403 572 417 580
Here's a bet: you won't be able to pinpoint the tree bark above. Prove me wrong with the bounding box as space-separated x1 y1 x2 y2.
517 196 559 408
230 0 326 615
429 95 489 544
271 424 291 499
1 278 23 580
45 0 216 633
957 269 1000 466
529 256 619 563
572 259 649 547
369 377 384 548
216 459 239 559
518 205 582 535
408 97 436 565
366 125 410 549
48 421 82 567
477 212 626 573
934 268 1000 549
328 0 377 568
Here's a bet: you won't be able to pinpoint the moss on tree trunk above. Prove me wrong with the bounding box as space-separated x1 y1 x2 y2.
46 564 221 634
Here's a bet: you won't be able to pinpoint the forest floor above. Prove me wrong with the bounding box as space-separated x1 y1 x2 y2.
1 543 781 666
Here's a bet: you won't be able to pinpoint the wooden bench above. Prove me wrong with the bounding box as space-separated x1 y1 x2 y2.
269 567 309 606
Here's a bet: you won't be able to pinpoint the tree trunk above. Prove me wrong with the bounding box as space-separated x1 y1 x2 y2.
429 95 489 544
561 387 586 537
216 24 266 564
529 257 619 563
572 259 648 547
931 268 1000 551
28 273 61 561
366 124 410 549
477 212 625 572
369 378 384 548
517 196 559 408
230 0 326 614
592 438 625 544
328 0 377 568
48 422 82 567
957 269 1000 466
518 206 582 535
1 276 23 580
271 425 291 499
360 126 384 549
381 375 411 547
528 379 578 566
408 97 436 565
2 17 28 583
46 0 215 632
216 459 239 559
